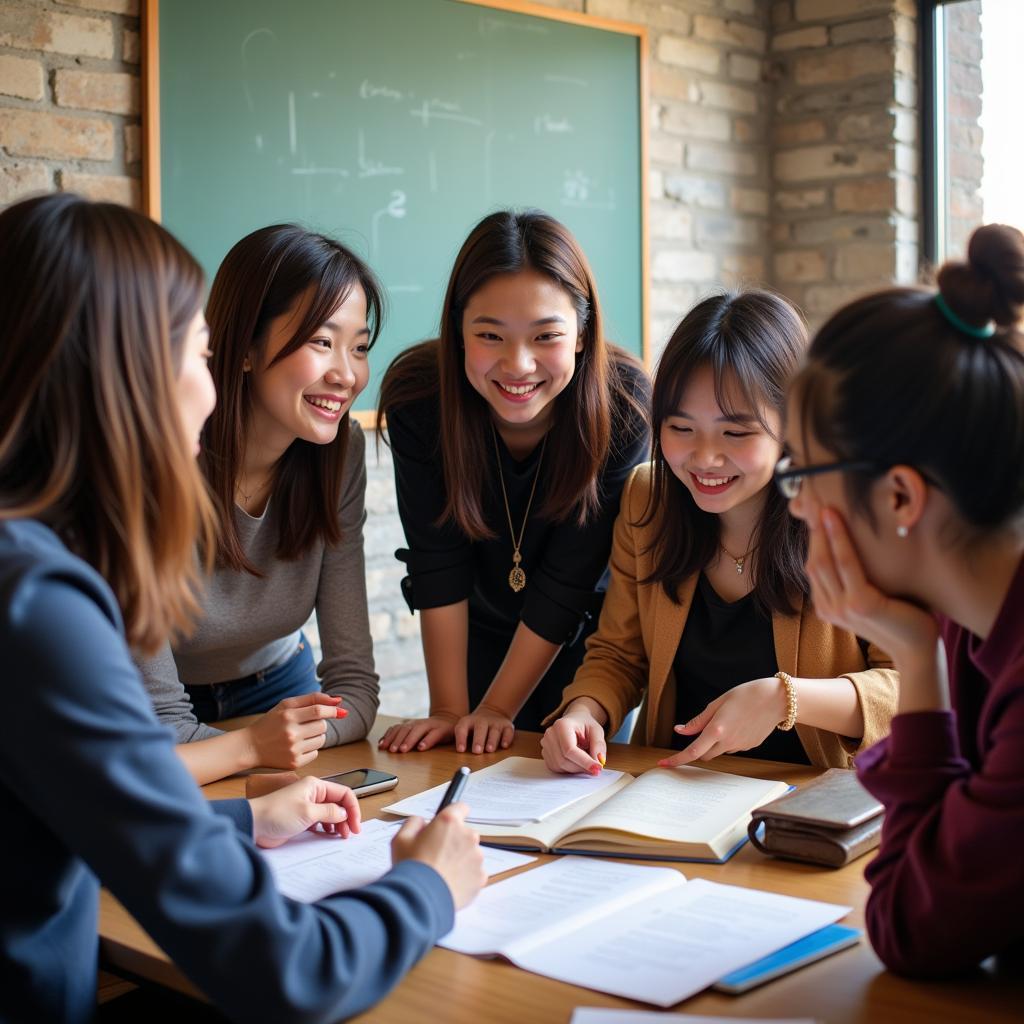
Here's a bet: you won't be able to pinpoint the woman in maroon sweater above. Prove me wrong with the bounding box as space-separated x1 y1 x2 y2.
779 223 1024 977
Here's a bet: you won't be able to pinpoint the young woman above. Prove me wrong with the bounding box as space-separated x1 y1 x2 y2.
0 194 484 1023
138 225 382 784
782 224 1024 976
541 290 898 774
378 210 649 755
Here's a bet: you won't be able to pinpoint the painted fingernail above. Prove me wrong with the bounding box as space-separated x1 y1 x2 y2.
588 764 600 776
598 754 606 766
657 759 670 767
336 708 348 718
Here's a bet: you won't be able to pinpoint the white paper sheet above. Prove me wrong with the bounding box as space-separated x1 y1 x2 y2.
440 857 850 1007
440 855 682 956
261 818 535 902
383 757 625 825
571 1012 816 1024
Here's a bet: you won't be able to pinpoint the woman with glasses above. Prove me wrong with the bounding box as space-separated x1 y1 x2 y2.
541 290 898 773
784 224 1024 976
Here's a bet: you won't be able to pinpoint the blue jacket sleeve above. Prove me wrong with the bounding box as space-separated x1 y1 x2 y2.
0 567 453 1024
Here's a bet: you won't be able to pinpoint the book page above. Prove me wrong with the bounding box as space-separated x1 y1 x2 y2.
438 856 683 957
565 766 788 845
383 757 625 825
260 818 534 902
512 878 850 1007
480 773 633 849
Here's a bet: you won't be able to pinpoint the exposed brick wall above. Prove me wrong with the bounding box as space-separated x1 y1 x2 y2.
588 0 771 353
0 0 141 208
768 0 921 324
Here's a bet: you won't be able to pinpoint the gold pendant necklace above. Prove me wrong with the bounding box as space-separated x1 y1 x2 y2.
721 541 756 575
492 426 547 593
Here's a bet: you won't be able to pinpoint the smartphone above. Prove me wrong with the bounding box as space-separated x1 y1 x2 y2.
321 768 399 798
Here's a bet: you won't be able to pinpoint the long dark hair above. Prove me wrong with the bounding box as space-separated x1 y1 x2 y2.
641 290 809 615
793 224 1024 534
0 193 217 654
202 224 385 573
379 209 646 540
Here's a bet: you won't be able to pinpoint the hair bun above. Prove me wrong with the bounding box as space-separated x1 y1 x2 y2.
936 223 1024 328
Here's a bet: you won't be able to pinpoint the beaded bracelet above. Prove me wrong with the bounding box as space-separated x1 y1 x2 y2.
775 670 798 731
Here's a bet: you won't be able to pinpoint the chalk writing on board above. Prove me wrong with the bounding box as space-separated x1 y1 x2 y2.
562 170 617 211
480 16 548 37
409 99 482 129
240 28 277 114
358 129 403 179
371 190 408 255
534 114 573 134
360 80 403 102
291 167 350 177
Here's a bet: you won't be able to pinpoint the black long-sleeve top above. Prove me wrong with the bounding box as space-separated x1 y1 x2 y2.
387 360 650 650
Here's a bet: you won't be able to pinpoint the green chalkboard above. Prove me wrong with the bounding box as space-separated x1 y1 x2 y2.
155 0 646 411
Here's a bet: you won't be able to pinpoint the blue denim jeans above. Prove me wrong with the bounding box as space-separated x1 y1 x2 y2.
184 634 318 723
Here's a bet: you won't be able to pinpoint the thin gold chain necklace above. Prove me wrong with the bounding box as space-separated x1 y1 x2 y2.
491 425 547 593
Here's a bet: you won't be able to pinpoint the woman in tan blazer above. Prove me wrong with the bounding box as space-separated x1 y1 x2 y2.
542 291 898 772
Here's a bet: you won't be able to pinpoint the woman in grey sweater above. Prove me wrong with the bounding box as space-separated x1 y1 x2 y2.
140 225 381 784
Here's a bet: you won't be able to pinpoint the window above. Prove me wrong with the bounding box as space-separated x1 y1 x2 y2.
923 0 1024 262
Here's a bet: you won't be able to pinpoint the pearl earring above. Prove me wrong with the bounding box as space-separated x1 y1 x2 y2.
896 525 909 538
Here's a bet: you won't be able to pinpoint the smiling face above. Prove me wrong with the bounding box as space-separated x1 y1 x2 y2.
660 364 782 523
176 309 216 457
461 269 582 441
246 284 369 458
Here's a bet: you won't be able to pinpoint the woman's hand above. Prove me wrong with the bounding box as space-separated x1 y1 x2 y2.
540 701 607 775
454 703 515 754
378 712 459 753
810 508 941 663
242 692 346 770
391 803 486 910
658 678 787 767
808 508 947 714
248 775 361 848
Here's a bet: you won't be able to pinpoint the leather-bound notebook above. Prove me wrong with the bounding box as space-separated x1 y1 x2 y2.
747 768 884 869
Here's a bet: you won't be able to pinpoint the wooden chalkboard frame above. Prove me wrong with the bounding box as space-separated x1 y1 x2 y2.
141 0 650 426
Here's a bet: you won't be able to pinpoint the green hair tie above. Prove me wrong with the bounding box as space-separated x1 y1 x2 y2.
934 293 996 339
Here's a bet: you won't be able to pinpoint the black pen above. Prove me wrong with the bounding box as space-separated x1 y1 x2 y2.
435 766 471 814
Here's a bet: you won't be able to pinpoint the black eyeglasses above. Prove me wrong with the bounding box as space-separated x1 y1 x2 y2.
773 454 879 500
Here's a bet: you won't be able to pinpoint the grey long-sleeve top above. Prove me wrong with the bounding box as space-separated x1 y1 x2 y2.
138 421 379 745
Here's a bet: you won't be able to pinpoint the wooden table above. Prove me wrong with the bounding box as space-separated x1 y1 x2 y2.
99 721 1022 1022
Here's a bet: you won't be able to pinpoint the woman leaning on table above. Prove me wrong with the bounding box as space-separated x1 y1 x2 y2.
0 193 485 1024
541 290 899 775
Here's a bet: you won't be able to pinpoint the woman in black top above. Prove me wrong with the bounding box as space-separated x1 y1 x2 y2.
379 210 649 755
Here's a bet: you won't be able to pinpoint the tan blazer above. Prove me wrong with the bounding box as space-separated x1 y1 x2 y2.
545 464 899 768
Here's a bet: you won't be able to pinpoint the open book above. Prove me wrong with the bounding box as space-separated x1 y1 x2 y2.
440 856 850 1007
385 757 789 863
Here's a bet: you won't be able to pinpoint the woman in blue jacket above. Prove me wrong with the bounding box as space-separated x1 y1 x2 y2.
0 193 484 1024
